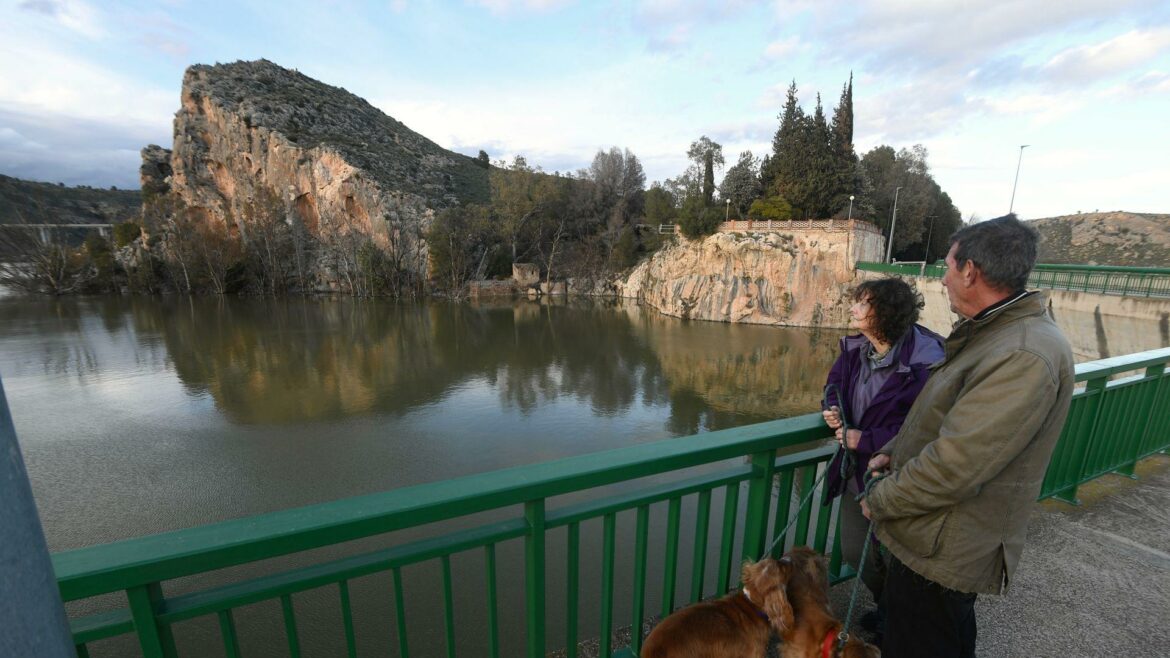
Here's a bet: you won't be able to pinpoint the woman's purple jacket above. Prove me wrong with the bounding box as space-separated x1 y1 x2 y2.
822 323 945 498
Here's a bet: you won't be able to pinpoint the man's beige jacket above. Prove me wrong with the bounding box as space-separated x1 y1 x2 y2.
867 291 1074 594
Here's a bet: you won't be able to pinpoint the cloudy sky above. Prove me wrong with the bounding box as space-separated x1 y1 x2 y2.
1 0 1168 221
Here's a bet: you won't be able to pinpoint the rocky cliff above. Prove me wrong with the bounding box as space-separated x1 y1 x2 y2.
148 59 488 275
619 229 878 328
1030 211 1170 267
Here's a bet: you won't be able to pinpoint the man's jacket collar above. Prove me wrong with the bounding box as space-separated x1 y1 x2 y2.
943 291 1048 361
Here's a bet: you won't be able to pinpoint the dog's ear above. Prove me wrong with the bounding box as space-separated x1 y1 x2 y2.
762 576 794 633
756 559 794 633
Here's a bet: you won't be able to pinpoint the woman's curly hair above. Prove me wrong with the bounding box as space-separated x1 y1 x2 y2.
851 277 924 344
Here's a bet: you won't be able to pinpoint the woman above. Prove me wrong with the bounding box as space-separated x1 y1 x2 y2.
822 277 944 634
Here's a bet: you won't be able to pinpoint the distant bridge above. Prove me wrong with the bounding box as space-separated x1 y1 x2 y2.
0 223 114 241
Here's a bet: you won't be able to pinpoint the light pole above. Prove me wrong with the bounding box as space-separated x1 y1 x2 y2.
1009 144 1029 214
847 195 854 221
924 214 937 263
725 198 731 221
885 186 902 263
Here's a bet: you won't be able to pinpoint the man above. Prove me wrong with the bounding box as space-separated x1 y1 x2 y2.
860 214 1075 658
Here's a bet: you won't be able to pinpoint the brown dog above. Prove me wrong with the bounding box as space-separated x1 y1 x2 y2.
779 546 881 658
641 557 794 657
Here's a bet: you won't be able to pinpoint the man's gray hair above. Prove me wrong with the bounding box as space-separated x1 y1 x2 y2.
949 214 1038 292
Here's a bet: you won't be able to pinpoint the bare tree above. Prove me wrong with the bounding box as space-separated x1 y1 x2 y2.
0 211 95 294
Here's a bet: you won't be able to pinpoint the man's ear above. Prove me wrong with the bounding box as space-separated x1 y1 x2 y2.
960 259 979 287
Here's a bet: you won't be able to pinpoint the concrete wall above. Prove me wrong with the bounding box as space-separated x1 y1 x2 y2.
863 273 1170 362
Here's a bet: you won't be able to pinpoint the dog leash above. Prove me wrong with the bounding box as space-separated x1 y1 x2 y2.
759 383 855 559
837 471 888 654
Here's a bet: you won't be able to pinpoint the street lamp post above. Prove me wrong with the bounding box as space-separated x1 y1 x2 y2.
885 186 902 263
725 198 731 222
847 195 854 221
924 214 937 263
1009 144 1030 214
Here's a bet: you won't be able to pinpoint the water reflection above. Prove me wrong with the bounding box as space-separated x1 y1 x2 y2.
59 295 838 429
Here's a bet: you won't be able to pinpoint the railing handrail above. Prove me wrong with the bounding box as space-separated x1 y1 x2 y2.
855 261 1170 298
857 261 1170 277
52 415 827 601
1073 347 1170 380
1033 263 1170 275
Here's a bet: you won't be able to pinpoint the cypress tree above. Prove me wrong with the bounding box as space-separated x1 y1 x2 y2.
829 73 860 218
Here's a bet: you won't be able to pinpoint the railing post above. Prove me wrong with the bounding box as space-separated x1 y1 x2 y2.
126 583 178 658
524 499 546 658
1134 364 1169 461
1054 375 1109 505
0 375 75 658
741 450 776 565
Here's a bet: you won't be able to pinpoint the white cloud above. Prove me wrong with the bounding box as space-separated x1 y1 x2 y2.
633 0 764 53
762 36 800 60
18 0 107 39
980 92 1087 126
467 0 573 13
1100 69 1170 96
1041 28 1170 84
0 33 174 125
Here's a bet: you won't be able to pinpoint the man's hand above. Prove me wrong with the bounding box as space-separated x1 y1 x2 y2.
868 453 891 477
822 406 842 430
860 498 871 520
834 427 862 450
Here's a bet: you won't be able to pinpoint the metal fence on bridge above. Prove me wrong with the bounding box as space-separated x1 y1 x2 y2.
856 261 1170 299
32 347 1170 658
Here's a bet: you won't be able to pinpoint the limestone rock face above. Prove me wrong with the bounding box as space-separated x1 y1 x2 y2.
621 231 866 328
159 59 488 276
139 145 173 198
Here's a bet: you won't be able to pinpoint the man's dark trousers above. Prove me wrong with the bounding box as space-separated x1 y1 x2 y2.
882 555 977 658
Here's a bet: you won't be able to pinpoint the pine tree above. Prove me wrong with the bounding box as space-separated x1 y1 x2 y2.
766 81 809 215
808 93 836 217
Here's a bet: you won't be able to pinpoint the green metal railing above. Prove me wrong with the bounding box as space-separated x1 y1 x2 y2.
856 262 1170 298
1028 264 1170 298
856 261 946 278
55 416 849 658
1040 348 1170 503
51 347 1170 657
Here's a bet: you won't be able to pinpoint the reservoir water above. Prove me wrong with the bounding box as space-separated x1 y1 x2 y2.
1 292 1164 656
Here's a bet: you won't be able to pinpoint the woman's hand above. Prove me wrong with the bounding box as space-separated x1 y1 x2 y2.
822 405 843 429
835 427 862 450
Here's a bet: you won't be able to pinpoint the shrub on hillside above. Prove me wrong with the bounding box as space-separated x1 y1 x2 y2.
748 195 794 221
678 199 723 239
113 222 142 248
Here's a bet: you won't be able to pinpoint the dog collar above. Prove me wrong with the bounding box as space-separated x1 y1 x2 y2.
821 629 838 658
740 588 770 620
